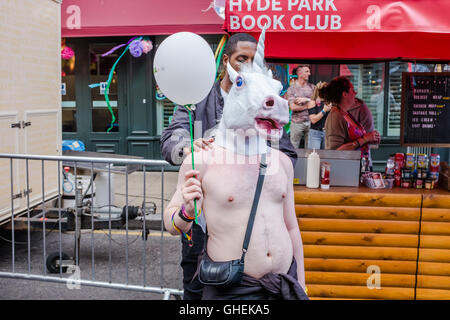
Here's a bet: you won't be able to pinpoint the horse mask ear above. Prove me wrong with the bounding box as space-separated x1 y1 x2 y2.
226 62 239 83
252 24 268 73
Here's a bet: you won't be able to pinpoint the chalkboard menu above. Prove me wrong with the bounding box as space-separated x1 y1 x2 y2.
401 72 450 147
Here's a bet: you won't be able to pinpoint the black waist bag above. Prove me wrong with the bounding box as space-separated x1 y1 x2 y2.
197 154 266 287
198 253 244 287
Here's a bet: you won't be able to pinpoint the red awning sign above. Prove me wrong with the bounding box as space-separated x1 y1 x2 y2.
224 0 450 60
62 0 226 37
225 0 450 33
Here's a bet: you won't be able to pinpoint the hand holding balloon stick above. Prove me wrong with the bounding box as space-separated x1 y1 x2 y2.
184 104 199 224
153 32 216 225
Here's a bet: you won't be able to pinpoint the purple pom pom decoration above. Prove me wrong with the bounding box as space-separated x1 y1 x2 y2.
129 40 143 58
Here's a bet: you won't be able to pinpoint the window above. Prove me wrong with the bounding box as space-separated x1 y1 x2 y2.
343 63 386 133
89 44 120 132
288 62 444 138
61 41 76 132
156 99 177 135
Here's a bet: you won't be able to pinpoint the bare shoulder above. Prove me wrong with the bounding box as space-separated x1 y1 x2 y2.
270 148 293 178
180 149 211 178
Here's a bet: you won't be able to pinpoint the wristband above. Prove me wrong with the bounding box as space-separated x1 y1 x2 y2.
171 211 193 246
321 110 327 116
178 204 194 222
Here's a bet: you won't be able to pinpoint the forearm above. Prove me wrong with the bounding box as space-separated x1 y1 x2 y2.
281 158 305 290
161 137 187 165
290 103 309 112
289 227 306 289
336 142 358 151
164 204 194 236
160 107 191 165
336 137 367 151
309 113 322 124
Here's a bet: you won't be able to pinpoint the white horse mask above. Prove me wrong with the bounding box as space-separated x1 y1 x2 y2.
215 27 290 156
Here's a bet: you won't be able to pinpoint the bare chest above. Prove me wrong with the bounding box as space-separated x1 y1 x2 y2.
201 162 288 208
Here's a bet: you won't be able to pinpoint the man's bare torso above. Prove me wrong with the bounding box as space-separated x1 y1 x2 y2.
199 145 294 279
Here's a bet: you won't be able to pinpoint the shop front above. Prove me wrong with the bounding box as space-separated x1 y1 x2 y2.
224 0 450 170
61 0 225 158
224 0 450 299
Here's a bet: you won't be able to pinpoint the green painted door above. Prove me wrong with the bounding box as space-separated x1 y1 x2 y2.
62 39 129 155
86 42 128 154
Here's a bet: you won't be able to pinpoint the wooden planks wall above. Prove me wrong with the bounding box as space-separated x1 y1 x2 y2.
295 187 450 300
416 195 450 299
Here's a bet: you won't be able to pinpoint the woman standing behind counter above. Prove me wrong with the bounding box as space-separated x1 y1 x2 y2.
307 81 332 149
319 77 381 169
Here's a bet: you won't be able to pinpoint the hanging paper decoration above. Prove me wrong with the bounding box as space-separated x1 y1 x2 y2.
61 46 74 60
61 38 75 60
129 38 154 57
141 40 153 54
61 38 75 77
129 39 143 58
88 36 153 132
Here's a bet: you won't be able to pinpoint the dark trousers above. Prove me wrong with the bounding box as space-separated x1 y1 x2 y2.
181 223 205 300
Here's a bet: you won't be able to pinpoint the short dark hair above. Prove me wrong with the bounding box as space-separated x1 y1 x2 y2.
318 76 352 105
223 33 257 58
292 64 310 76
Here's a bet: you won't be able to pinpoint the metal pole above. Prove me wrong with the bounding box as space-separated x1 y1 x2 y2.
160 167 164 287
10 158 15 273
74 162 79 266
42 160 46 275
0 271 184 297
108 164 112 283
91 161 95 280
58 160 63 276
142 165 147 287
125 164 129 285
0 153 169 166
26 159 31 275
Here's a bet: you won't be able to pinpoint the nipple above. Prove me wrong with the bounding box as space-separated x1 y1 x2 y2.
228 196 234 202
282 193 286 199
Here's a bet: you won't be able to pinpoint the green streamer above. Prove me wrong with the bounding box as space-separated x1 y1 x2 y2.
105 37 142 132
215 38 227 81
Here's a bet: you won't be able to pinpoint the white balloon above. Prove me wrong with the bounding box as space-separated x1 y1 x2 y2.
153 32 216 106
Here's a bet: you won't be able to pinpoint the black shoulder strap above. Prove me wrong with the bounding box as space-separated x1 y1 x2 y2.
240 152 267 261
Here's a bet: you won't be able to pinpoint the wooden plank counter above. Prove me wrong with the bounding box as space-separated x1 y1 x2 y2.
294 185 450 300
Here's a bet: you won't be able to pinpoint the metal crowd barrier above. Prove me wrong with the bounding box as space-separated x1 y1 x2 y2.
0 153 183 300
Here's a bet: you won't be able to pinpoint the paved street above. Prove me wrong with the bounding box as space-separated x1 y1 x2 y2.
0 170 185 300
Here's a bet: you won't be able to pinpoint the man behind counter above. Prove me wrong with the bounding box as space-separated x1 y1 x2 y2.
285 64 315 149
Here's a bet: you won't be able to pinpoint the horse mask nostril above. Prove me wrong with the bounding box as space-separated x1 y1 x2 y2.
265 98 274 107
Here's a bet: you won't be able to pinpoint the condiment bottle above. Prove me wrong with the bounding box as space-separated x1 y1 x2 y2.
306 149 320 188
321 162 331 190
